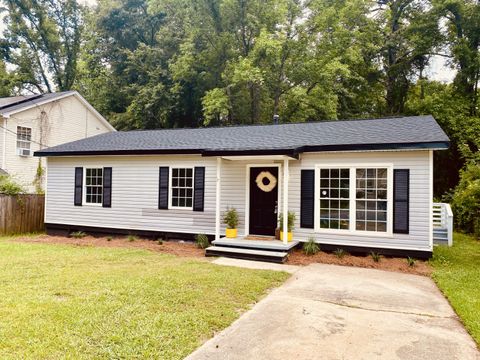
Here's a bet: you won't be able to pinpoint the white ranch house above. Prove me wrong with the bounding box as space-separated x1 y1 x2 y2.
0 91 115 192
36 115 450 261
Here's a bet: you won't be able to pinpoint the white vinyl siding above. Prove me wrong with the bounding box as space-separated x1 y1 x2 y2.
2 95 113 192
45 150 432 251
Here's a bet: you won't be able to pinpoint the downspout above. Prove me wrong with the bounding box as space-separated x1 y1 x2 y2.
1 117 7 170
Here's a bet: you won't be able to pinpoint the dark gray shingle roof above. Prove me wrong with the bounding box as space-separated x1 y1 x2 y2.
0 91 76 116
35 115 449 157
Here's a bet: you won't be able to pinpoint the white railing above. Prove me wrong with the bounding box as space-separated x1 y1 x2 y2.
433 202 453 246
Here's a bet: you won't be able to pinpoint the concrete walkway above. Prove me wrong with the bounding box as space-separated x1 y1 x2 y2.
187 263 479 360
212 257 300 273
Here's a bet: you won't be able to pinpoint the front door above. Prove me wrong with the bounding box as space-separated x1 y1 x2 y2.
249 167 279 236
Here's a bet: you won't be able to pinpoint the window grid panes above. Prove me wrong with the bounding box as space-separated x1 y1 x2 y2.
355 168 387 232
171 168 193 208
319 168 350 230
16 126 31 151
85 168 103 204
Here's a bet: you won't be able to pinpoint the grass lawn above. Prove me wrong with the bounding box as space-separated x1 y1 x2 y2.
0 236 289 359
431 232 480 347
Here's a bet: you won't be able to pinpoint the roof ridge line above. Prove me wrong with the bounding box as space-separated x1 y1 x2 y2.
114 115 431 134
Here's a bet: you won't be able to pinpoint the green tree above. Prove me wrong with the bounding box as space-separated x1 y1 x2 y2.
1 0 83 92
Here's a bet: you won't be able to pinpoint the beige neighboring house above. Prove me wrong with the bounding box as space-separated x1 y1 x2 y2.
0 91 115 192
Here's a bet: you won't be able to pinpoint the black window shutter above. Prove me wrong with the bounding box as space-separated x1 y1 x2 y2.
393 169 410 234
301 170 315 228
158 167 169 209
103 167 112 208
74 167 83 206
193 167 205 212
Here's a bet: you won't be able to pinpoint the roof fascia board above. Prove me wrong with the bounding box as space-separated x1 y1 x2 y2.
34 141 448 158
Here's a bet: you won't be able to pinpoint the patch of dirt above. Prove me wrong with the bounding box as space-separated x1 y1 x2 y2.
288 249 432 276
15 234 206 259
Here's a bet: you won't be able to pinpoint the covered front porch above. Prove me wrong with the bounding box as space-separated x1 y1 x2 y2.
208 154 300 263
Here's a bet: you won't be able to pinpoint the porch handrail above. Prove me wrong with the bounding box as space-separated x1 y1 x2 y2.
433 202 453 247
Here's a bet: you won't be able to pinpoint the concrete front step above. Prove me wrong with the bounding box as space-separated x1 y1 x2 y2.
205 246 288 264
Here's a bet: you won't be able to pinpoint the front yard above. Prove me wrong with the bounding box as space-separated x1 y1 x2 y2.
431 233 480 347
0 236 288 359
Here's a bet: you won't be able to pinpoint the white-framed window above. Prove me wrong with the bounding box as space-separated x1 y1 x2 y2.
315 165 392 235
16 126 32 156
84 168 103 205
169 167 194 209
355 168 388 232
319 168 350 230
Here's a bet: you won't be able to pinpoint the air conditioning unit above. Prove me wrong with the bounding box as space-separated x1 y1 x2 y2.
17 148 31 157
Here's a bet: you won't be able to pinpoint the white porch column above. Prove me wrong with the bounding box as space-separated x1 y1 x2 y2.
283 158 289 245
215 157 222 241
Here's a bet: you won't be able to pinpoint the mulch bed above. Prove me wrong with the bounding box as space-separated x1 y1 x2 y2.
14 235 432 276
15 234 206 259
287 248 432 276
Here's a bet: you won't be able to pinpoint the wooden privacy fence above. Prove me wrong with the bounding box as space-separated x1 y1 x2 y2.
0 195 45 235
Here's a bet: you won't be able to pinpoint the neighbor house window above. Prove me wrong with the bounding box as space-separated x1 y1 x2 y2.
16 126 31 156
170 168 193 209
316 166 390 234
355 168 388 232
85 168 103 205
319 168 350 230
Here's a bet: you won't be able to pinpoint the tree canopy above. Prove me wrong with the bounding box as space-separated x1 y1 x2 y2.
0 0 479 199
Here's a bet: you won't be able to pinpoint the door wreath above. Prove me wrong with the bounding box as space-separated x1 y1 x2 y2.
255 171 277 192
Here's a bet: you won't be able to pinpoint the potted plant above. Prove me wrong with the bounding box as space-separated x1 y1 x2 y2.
223 207 239 238
278 211 296 242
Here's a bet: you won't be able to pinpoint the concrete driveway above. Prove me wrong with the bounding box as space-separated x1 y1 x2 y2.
187 263 479 360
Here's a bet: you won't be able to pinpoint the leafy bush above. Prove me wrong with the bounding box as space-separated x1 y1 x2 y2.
333 248 347 258
196 234 210 249
223 207 239 229
407 257 416 267
157 240 163 245
106 236 113 241
70 231 87 239
303 237 320 255
450 163 480 238
278 212 296 232
370 252 381 262
128 235 138 242
0 175 26 195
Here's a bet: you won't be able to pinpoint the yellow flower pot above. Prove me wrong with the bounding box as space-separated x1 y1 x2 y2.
225 228 237 238
280 231 293 242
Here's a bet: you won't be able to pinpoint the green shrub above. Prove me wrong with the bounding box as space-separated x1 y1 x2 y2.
407 257 416 267
128 235 138 242
0 175 26 195
106 236 113 241
223 207 239 229
333 248 347 258
70 231 87 239
370 252 381 262
196 234 210 249
158 240 163 245
450 163 480 238
278 211 296 232
303 237 320 255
